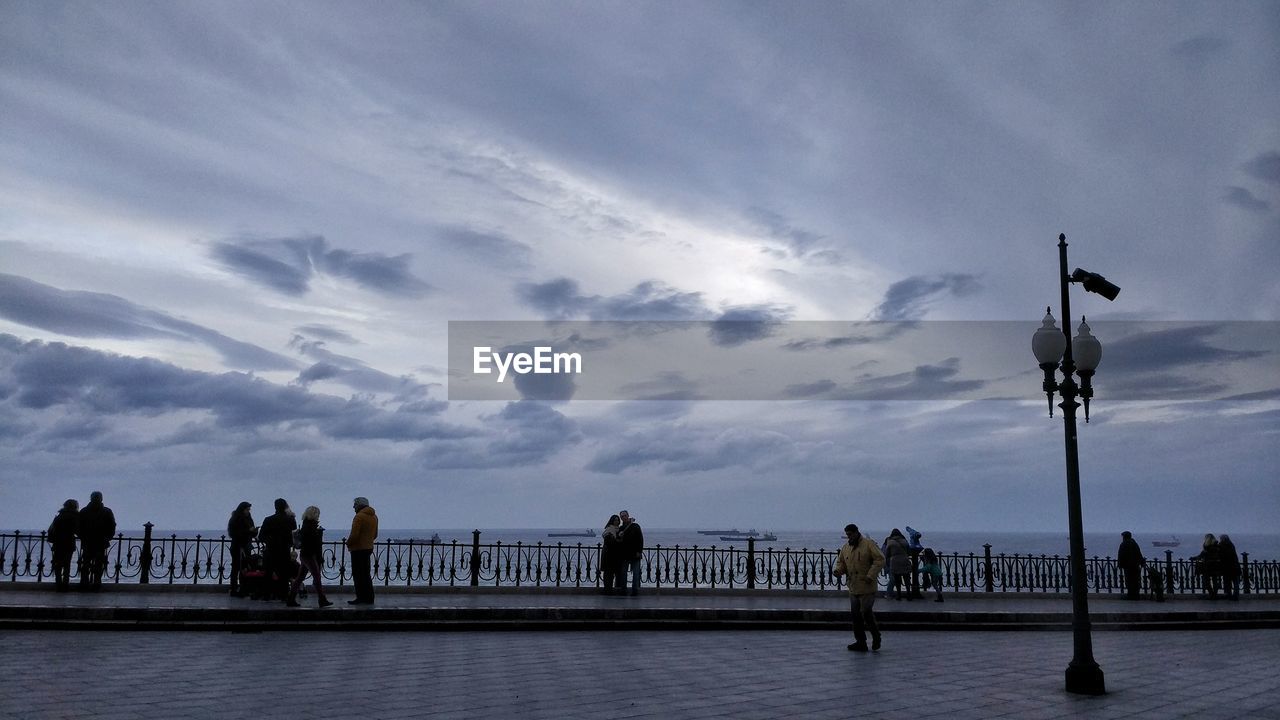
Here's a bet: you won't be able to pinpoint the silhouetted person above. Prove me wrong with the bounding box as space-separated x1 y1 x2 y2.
258 498 297 601
1219 534 1241 601
347 497 378 605
600 514 625 595
77 491 116 590
227 501 256 597
834 523 885 652
1193 533 1221 599
47 499 79 592
288 505 332 608
619 510 644 596
1117 531 1145 600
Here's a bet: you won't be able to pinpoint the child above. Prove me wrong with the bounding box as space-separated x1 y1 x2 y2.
920 548 944 602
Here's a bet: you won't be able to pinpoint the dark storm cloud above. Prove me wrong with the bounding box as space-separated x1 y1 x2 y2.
439 226 533 268
618 372 705 402
1222 187 1270 212
0 273 296 370
871 274 982 321
707 305 790 347
212 236 431 297
415 400 580 469
516 278 708 320
0 336 472 445
1242 151 1280 185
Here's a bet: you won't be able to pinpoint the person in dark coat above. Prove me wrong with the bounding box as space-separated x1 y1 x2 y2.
287 505 332 608
1116 531 1145 600
77 491 116 590
227 501 256 597
1192 533 1221 599
619 510 644 596
257 498 297 601
47 499 79 592
882 529 913 600
1219 534 1241 601
600 514 625 595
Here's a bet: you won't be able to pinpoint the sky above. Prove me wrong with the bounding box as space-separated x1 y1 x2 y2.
1 2 1277 536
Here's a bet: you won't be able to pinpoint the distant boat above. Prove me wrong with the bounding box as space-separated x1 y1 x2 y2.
698 528 758 536
1151 536 1181 548
547 529 596 538
719 532 776 542
391 534 441 544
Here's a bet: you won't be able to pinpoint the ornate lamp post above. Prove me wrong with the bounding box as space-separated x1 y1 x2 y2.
1031 233 1119 696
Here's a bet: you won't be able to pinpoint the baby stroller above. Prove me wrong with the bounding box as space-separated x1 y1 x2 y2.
240 545 269 600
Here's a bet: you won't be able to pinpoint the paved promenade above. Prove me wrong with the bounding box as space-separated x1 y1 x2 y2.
2 584 1277 630
2 627 1277 719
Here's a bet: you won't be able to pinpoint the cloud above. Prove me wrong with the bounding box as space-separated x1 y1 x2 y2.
1103 325 1269 372
708 305 791 347
294 324 359 344
871 274 981 321
0 335 472 447
1242 151 1280 186
0 273 296 370
836 357 985 400
439 226 533 268
1170 35 1230 62
516 277 708 320
746 206 831 260
288 335 427 397
416 400 580 469
211 236 432 297
1222 187 1270 212
586 425 807 475
783 379 837 398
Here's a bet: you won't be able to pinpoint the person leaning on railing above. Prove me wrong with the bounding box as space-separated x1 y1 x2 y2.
227 501 256 597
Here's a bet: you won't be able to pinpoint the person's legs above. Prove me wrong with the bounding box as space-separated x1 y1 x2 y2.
628 558 641 595
613 562 627 592
229 543 244 594
848 595 867 649
351 549 374 603
304 556 325 598
52 549 70 591
859 593 881 650
602 563 616 594
1124 568 1141 600
933 572 944 601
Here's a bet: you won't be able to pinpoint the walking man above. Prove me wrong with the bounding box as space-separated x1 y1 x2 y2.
833 523 885 652
347 496 378 605
1117 531 1145 601
78 491 116 590
619 510 644 596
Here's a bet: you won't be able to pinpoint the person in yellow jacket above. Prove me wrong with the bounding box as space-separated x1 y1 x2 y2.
833 523 886 652
347 497 378 605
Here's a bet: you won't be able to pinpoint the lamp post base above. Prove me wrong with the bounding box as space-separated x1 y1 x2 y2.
1065 661 1106 695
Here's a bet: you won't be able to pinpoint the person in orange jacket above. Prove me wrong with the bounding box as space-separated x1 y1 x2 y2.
346 497 378 605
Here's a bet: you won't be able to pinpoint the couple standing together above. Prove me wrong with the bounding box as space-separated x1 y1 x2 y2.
600 510 643 595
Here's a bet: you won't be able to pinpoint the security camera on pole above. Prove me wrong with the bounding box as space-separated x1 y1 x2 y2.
1030 233 1120 696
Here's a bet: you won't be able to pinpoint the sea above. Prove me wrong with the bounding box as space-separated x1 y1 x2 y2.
89 528 1280 561
374 528 1280 561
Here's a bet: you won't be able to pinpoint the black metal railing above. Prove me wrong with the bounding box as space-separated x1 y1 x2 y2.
5 528 1277 595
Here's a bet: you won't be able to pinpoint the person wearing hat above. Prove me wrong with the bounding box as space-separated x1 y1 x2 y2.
347 497 378 605
1117 531 1145 601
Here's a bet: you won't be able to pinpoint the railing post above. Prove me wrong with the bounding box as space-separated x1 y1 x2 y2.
140 522 153 584
1164 549 1174 596
746 537 756 589
1242 551 1251 595
983 543 994 593
470 529 481 587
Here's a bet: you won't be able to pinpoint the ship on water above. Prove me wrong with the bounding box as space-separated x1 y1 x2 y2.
547 529 596 538
719 531 777 542
697 528 759 536
1151 535 1181 548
